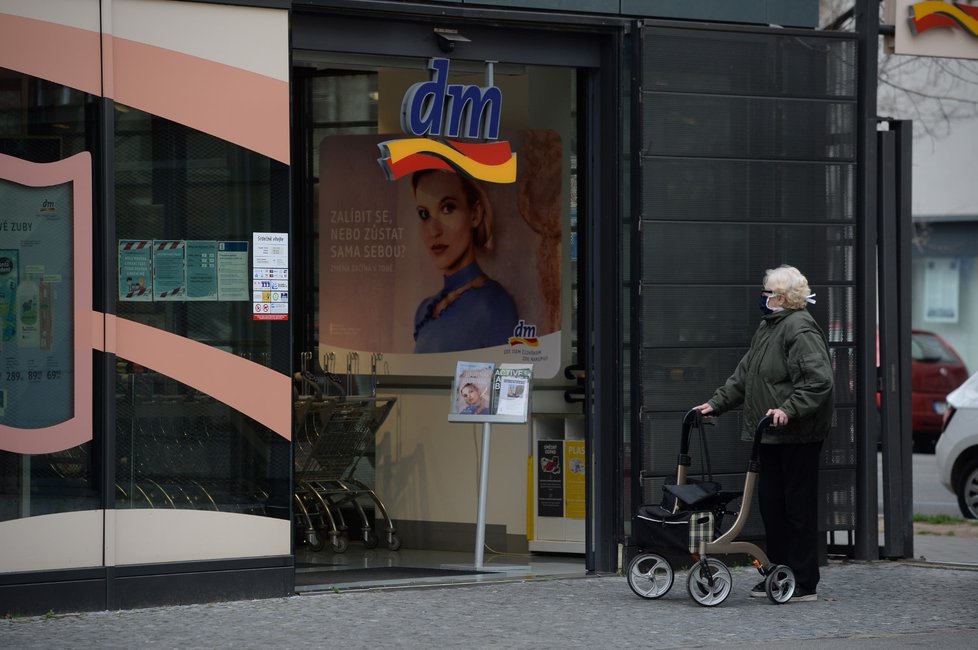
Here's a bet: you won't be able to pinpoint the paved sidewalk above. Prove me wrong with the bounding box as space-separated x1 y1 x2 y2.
2 560 977 649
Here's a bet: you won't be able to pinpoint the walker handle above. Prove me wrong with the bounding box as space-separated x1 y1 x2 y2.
678 408 703 464
748 415 775 471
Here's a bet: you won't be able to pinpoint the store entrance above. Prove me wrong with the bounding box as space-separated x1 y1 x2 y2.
289 42 591 589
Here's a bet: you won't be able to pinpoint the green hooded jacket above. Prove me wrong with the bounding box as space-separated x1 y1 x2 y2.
707 308 834 444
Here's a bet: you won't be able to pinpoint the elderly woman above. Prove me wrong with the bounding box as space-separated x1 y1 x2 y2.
411 169 518 353
694 264 834 603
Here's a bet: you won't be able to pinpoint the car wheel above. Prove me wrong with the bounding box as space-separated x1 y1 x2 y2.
955 457 978 520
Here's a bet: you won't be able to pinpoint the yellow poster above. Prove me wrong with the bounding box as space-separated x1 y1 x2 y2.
564 440 585 519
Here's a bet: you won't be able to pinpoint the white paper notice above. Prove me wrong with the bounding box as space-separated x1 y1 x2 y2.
253 232 289 321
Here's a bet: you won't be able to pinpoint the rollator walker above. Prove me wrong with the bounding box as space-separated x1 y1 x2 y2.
627 410 796 606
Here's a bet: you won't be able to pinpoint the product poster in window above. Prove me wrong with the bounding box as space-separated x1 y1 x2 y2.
319 130 563 378
0 177 73 429
537 440 564 518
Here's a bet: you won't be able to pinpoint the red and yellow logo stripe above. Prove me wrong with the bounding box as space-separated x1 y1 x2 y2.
909 1 978 36
378 138 517 184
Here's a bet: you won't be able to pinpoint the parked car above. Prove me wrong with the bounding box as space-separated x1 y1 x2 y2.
935 371 978 519
909 330 969 452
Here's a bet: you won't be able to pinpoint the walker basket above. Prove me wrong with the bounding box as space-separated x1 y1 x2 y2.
659 476 723 512
633 505 715 554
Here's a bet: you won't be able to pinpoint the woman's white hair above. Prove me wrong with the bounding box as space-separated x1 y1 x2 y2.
764 265 811 309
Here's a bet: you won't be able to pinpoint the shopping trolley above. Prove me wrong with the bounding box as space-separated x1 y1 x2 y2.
626 410 797 606
293 389 400 553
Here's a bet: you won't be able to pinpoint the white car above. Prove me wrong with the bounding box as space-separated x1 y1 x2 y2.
936 371 978 519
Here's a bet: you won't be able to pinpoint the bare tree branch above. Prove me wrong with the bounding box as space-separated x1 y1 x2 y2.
820 0 978 139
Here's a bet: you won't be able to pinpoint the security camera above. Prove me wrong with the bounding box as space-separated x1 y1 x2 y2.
434 28 470 53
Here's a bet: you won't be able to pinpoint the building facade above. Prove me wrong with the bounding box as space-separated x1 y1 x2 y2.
0 0 883 614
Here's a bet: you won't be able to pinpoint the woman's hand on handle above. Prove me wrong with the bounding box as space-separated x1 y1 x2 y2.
766 408 789 427
693 403 714 416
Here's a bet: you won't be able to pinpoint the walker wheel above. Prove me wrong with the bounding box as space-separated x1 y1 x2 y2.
687 558 732 607
626 553 674 599
765 565 795 604
386 533 402 551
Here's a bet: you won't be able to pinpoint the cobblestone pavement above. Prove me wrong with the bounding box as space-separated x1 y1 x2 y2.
2 560 977 649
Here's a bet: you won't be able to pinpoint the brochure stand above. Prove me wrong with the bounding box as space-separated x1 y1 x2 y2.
448 362 532 571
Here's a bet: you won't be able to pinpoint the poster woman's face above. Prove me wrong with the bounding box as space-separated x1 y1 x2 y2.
414 171 483 275
461 384 481 405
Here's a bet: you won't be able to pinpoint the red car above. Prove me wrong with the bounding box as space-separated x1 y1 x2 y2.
910 330 969 451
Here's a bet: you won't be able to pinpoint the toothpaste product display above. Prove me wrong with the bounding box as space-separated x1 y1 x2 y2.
15 270 39 349
0 249 17 343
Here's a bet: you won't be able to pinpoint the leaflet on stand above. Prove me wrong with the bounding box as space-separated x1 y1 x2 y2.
489 363 532 417
451 361 494 416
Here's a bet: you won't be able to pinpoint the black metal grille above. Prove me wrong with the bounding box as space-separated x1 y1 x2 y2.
641 29 857 99
643 159 855 223
641 94 856 161
641 285 857 349
633 26 859 542
640 223 856 284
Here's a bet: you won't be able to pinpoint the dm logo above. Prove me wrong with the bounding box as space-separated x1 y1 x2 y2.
508 319 539 347
377 58 517 184
908 2 978 37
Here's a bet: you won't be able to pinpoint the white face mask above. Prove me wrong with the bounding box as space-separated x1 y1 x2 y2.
765 295 784 313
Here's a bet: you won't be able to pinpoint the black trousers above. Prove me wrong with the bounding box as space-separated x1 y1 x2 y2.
757 440 823 592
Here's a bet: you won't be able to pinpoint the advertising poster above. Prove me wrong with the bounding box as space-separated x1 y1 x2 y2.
564 440 586 519
120 239 250 303
185 240 218 301
537 440 564 518
0 177 73 429
119 240 153 301
153 239 186 301
217 240 249 301
318 131 563 377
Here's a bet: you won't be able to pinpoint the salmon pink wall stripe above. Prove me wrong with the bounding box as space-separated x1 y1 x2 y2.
0 11 101 95
110 316 292 440
110 36 289 164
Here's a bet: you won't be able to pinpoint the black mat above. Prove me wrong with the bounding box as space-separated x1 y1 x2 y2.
295 566 483 587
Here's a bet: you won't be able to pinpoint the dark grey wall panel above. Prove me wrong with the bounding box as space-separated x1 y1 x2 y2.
293 13 604 67
640 95 856 161
642 159 856 223
623 0 816 28
641 30 855 98
640 223 856 284
345 0 819 27
632 25 859 541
